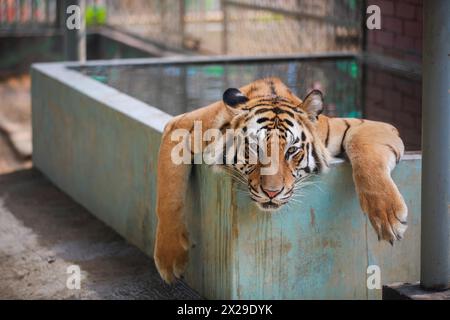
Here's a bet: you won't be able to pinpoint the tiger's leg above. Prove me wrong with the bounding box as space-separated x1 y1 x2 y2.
154 101 230 283
327 118 407 243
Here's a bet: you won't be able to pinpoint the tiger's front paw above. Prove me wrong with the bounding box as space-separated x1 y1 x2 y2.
154 224 190 284
357 180 408 244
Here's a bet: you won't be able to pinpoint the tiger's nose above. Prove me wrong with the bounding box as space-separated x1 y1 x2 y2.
262 187 283 199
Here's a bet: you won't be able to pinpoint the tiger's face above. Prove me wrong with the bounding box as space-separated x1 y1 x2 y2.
245 120 318 211
220 79 329 211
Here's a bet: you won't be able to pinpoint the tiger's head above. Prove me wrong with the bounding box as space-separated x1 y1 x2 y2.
220 78 330 211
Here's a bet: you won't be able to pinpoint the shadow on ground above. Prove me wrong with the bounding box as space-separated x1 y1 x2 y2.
0 168 201 299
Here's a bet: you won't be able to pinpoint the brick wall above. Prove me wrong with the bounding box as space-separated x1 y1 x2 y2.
366 0 422 63
364 66 422 151
364 0 422 151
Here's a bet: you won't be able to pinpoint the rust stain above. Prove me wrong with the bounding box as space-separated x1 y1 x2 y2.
321 239 341 248
310 207 316 227
281 241 292 254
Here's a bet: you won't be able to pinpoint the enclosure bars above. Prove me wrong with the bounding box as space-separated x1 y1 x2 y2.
420 0 450 291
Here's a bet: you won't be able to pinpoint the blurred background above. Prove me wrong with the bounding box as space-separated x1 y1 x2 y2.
1 0 364 61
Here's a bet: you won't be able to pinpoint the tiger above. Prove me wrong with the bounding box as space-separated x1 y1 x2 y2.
154 77 407 283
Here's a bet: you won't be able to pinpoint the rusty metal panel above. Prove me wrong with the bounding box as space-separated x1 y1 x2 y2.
32 62 424 300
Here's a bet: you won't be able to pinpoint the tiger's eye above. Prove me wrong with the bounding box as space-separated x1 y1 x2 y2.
287 146 299 154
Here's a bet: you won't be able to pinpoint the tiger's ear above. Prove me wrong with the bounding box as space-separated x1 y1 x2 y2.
223 88 249 112
301 90 324 121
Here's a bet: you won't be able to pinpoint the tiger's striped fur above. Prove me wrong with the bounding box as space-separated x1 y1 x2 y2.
154 77 407 283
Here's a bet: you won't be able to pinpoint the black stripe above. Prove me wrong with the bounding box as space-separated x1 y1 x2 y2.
257 117 270 124
253 107 294 118
219 122 230 132
252 98 276 104
284 127 295 138
247 166 257 175
251 104 273 110
325 119 330 148
340 120 351 155
269 80 277 96
311 145 322 173
278 108 295 117
284 119 294 127
274 108 283 115
254 96 292 104
254 107 272 114
395 215 408 225
301 131 306 141
276 103 298 109
305 143 310 168
384 144 401 163
222 152 226 165
259 125 271 131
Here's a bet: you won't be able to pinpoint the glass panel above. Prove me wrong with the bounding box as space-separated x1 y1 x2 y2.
77 58 361 117
75 58 421 150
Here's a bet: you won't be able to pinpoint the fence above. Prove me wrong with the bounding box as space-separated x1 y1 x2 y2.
221 0 363 55
1 0 364 55
104 0 363 55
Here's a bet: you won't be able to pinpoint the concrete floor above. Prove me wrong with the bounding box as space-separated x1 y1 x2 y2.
0 168 201 299
384 282 450 300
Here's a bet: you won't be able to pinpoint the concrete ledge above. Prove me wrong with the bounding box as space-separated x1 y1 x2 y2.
32 56 424 299
383 282 450 300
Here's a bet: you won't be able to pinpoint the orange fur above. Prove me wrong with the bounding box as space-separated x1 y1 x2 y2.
154 78 406 283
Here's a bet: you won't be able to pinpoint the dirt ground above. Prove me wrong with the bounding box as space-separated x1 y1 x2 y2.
0 75 200 299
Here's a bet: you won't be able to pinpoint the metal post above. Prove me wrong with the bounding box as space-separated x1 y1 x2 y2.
55 0 62 28
420 0 450 291
63 0 86 62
